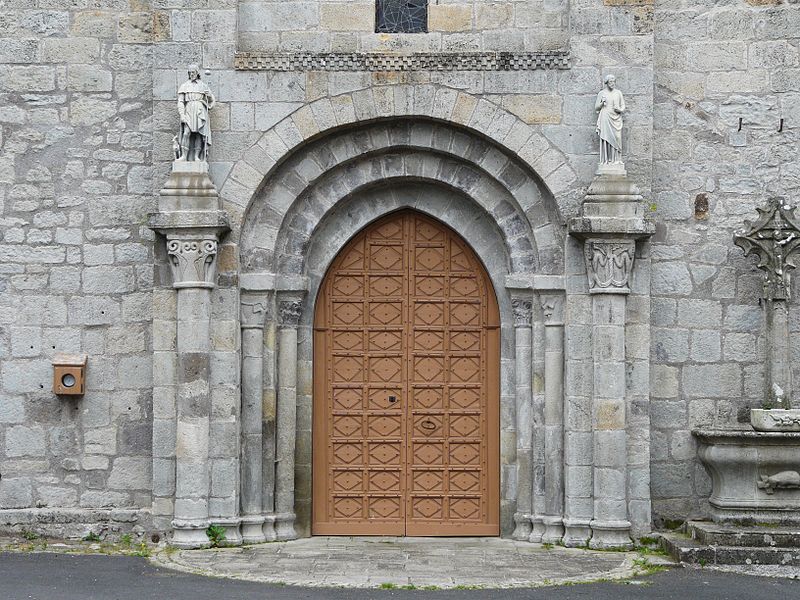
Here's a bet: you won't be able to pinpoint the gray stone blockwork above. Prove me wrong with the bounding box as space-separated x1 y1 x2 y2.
0 0 798 545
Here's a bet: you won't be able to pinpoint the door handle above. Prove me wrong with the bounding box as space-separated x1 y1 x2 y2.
421 420 436 431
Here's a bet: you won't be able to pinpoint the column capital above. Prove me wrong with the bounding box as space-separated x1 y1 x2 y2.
241 293 271 329
582 238 636 295
511 297 533 327
277 298 303 328
149 211 230 290
539 293 565 326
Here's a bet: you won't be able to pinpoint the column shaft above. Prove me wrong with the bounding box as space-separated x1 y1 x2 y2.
589 293 632 549
240 321 267 543
512 317 533 540
275 299 300 541
542 320 565 543
173 287 212 548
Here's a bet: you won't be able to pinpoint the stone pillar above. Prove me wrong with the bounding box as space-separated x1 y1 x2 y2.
274 295 302 540
149 161 230 549
540 293 565 544
584 243 633 549
167 233 225 548
511 296 533 541
240 294 269 544
568 174 654 550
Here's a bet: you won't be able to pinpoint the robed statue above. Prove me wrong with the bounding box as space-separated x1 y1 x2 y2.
176 64 215 162
595 75 625 169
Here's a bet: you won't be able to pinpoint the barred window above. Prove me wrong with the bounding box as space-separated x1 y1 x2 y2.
376 0 428 33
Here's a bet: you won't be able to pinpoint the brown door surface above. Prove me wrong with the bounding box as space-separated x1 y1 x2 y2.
312 210 500 536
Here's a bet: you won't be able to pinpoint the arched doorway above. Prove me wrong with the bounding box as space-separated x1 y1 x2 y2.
312 210 500 536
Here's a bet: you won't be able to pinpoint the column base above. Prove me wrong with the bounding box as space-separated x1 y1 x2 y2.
561 519 592 547
275 512 297 541
262 514 278 542
589 519 633 550
211 517 243 546
171 519 211 549
541 515 565 545
512 512 532 541
528 515 545 543
241 516 267 545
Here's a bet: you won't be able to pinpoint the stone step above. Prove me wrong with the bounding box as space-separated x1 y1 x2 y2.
688 520 800 548
660 532 800 566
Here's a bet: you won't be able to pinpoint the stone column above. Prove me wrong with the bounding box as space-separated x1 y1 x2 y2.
568 174 654 550
511 296 533 541
584 240 634 549
540 293 565 544
274 295 302 540
149 161 230 549
240 294 269 544
167 233 225 548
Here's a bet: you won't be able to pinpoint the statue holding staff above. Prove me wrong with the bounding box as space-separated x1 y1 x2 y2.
177 64 215 162
595 74 625 169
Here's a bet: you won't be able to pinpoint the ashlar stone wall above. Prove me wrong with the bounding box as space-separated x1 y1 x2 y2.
0 2 161 536
650 1 800 525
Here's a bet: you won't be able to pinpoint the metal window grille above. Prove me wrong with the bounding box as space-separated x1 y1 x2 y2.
376 0 428 33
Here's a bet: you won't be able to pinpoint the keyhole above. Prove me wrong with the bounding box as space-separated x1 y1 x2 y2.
388 396 397 403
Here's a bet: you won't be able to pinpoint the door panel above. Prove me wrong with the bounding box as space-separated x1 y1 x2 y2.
313 211 499 536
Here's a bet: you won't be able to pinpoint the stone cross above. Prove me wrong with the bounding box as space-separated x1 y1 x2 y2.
734 197 800 409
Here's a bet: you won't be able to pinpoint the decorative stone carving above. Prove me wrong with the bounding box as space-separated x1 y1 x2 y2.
758 471 800 495
511 298 533 327
176 64 215 162
734 197 800 302
278 300 302 328
595 75 626 175
235 51 571 72
583 239 635 294
539 294 565 326
240 297 271 329
166 237 219 289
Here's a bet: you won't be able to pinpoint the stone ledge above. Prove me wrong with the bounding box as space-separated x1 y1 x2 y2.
0 508 152 540
235 51 571 72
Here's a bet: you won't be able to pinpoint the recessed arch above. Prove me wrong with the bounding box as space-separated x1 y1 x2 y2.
238 118 567 281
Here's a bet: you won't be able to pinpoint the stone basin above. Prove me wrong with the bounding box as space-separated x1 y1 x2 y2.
693 429 800 525
751 408 800 432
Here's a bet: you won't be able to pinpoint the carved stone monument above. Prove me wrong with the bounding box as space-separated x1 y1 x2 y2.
148 67 231 549
691 198 800 529
566 84 654 549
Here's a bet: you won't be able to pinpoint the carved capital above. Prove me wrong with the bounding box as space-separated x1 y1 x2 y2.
734 197 800 301
166 237 219 289
240 295 271 329
512 298 533 327
278 300 302 328
539 294 565 326
583 238 635 295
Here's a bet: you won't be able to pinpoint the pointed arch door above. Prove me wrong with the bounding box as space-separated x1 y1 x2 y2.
312 210 500 535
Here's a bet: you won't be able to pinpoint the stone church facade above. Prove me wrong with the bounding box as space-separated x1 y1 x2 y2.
0 1 798 549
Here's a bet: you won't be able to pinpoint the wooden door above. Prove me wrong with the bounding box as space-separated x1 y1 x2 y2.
312 210 500 536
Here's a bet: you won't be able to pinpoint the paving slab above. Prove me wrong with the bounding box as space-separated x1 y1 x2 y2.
153 536 646 588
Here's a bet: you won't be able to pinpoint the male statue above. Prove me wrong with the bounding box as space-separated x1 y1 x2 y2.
595 74 625 169
177 64 215 162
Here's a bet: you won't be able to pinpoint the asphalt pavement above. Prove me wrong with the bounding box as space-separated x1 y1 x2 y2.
0 552 798 600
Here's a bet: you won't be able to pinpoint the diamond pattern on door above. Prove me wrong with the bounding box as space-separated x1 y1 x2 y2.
313 210 499 536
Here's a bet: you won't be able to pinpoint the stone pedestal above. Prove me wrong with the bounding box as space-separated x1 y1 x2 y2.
568 173 654 550
149 161 230 549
